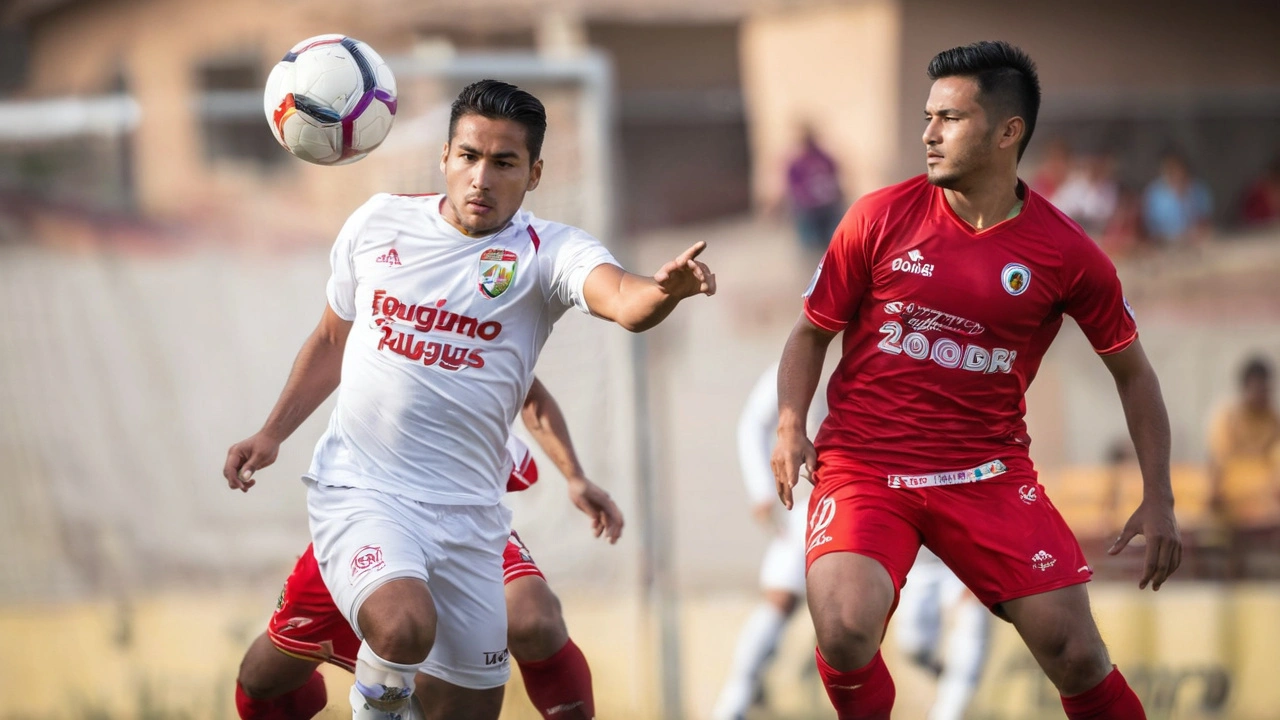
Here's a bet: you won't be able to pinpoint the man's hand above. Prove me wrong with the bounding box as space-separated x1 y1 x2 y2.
771 428 817 511
223 433 282 493
567 477 624 544
752 500 783 535
1108 497 1181 591
653 241 716 300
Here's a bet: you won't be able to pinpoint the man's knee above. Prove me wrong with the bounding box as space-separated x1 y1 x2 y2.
1034 632 1112 694
358 578 437 663
807 552 896 671
506 578 569 662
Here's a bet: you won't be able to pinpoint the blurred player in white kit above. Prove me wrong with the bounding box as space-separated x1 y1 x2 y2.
224 79 715 720
713 362 988 720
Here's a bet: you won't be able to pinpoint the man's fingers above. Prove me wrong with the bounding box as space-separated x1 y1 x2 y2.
1108 525 1137 555
1151 538 1175 591
676 241 707 264
223 449 245 489
1139 538 1160 590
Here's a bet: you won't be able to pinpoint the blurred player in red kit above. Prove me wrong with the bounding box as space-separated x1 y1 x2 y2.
234 378 617 720
772 41 1179 720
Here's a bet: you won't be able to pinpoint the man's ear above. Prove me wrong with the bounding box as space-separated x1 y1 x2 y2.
527 158 544 192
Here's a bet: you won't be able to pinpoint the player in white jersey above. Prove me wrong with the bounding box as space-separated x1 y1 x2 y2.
223 80 715 720
713 362 823 720
713 363 987 720
893 548 991 720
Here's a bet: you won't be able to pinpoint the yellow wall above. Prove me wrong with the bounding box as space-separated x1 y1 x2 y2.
3 583 1278 719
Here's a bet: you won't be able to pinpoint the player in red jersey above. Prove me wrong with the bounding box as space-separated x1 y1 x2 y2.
772 41 1179 720
234 377 618 720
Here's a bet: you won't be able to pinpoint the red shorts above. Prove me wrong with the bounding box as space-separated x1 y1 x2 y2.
804 458 1092 612
267 531 546 670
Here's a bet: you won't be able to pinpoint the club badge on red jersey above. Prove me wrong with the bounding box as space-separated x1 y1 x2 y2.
1001 262 1031 296
478 248 518 298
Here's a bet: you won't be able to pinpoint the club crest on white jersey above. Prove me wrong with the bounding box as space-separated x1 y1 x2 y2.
478 248 518 298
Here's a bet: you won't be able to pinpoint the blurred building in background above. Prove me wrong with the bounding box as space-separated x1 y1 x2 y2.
2 1 1280 718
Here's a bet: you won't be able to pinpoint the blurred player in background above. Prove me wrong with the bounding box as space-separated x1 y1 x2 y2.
224 79 714 720
712 362 823 720
773 41 1179 720
893 548 990 720
714 364 987 720
234 378 615 720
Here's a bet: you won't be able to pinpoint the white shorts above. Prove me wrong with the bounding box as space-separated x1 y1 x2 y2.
759 500 809 595
895 547 968 654
306 479 513 689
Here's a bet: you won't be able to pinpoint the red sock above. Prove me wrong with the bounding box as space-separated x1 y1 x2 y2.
815 648 895 720
1061 666 1146 720
516 638 595 720
235 672 328 720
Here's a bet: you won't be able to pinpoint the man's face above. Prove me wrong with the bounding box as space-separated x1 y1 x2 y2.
439 114 543 236
922 76 1000 189
1243 374 1271 412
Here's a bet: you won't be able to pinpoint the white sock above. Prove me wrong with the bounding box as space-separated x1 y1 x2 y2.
929 599 990 720
352 642 422 720
711 603 788 720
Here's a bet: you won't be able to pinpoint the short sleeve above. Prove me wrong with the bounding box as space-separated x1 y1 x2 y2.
325 195 387 320
1062 240 1138 355
547 228 620 314
802 202 871 332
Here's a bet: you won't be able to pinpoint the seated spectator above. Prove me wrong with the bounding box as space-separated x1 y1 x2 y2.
1052 152 1119 237
1207 356 1280 537
1144 150 1213 245
1240 155 1280 228
1098 184 1145 257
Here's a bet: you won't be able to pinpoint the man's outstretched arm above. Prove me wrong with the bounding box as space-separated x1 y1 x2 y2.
582 241 715 332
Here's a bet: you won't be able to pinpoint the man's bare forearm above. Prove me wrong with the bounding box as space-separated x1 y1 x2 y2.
521 379 586 481
777 318 833 436
260 325 346 442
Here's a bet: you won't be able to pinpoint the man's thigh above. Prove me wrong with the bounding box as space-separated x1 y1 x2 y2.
417 503 513 691
921 478 1092 613
306 482 433 635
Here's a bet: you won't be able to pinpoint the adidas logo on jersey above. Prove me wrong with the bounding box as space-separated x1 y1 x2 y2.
891 249 934 277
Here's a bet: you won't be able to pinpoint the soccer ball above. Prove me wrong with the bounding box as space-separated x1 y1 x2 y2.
263 34 397 166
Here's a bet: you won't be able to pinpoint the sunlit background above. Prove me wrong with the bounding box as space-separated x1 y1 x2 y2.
2 1 1279 718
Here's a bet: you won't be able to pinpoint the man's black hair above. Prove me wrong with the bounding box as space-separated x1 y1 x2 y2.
449 79 547 163
928 41 1041 161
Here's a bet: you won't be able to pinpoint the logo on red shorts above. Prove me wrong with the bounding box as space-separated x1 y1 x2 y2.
1031 550 1057 571
806 496 837 554
1018 484 1038 504
350 545 385 583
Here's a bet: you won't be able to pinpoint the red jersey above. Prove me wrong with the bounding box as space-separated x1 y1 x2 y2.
803 174 1136 475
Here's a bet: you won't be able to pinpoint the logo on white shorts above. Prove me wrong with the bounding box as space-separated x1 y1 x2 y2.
484 648 510 666
1031 550 1057 571
350 545 385 583
806 496 837 554
1018 484 1038 504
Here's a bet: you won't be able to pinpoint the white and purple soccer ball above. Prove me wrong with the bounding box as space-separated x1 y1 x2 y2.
264 34 397 166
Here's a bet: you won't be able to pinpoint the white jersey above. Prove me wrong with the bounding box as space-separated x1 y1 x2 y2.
738 362 828 505
305 193 619 506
